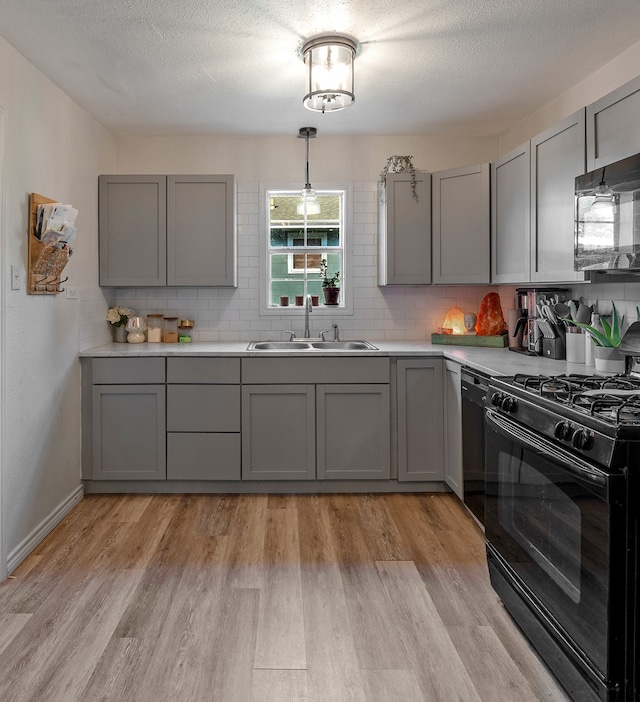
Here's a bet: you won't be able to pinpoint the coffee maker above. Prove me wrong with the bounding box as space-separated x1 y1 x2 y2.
512 288 568 355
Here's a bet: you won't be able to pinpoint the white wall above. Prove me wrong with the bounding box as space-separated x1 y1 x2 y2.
0 35 116 568
500 38 640 154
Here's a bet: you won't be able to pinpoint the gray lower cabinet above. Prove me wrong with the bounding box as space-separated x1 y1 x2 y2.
317 384 390 480
92 384 166 481
84 357 167 481
396 359 444 481
241 357 391 481
432 163 490 284
378 172 432 285
491 142 531 284
99 174 236 287
443 360 462 498
167 358 241 480
241 384 316 481
586 75 640 170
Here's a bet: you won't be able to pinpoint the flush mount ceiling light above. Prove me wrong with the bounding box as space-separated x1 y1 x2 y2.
297 127 321 216
302 34 357 113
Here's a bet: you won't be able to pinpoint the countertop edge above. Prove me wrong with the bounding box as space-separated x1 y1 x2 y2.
79 341 593 378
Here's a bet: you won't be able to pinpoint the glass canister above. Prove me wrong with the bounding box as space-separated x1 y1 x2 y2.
179 319 194 343
163 316 179 343
147 313 163 343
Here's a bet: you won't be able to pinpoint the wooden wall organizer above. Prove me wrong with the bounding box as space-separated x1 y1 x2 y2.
28 193 70 294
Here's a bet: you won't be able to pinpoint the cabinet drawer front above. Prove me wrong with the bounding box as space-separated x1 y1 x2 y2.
167 357 240 384
92 357 165 384
167 433 241 481
242 357 390 384
167 385 240 432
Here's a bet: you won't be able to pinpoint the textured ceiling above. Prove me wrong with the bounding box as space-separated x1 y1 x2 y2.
1 0 640 137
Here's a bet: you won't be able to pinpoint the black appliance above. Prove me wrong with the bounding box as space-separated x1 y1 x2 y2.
485 363 640 701
575 151 640 272
512 288 568 355
461 367 489 526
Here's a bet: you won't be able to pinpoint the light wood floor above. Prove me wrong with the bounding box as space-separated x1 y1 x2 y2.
0 493 569 702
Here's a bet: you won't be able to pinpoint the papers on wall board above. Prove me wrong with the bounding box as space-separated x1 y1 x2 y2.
35 203 78 249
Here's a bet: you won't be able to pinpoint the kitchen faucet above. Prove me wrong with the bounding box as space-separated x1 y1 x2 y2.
304 294 313 338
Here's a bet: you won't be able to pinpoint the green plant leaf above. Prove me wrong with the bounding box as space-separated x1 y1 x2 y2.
574 322 612 347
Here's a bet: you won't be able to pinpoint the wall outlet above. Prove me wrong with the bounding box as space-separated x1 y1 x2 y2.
66 286 77 300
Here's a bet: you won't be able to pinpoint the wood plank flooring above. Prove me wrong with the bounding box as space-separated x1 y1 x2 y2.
0 493 570 702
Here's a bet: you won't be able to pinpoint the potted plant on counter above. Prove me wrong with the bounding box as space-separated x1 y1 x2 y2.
576 302 626 373
107 305 136 343
319 259 340 306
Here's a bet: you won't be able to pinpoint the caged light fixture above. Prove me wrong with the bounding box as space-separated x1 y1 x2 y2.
297 127 321 216
302 34 357 113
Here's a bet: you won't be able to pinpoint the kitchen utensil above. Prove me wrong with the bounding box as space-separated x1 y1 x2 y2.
554 302 572 321
568 300 578 322
575 302 592 324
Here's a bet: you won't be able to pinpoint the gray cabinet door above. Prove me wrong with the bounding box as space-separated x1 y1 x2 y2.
99 175 167 286
378 173 431 285
443 361 462 499
167 385 240 432
586 75 640 170
432 163 490 284
530 110 586 283
167 175 237 287
167 433 241 481
242 385 316 480
316 384 391 480
396 359 444 482
491 142 531 284
92 384 166 480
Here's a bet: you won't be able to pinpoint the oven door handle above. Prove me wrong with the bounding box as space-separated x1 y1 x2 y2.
485 408 609 490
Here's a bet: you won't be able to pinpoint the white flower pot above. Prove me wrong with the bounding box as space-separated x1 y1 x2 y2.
594 346 625 374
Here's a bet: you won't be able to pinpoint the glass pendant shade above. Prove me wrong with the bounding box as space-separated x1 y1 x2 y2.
297 188 321 215
303 35 356 113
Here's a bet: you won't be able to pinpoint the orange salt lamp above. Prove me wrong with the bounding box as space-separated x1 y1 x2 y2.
442 306 466 335
476 293 507 336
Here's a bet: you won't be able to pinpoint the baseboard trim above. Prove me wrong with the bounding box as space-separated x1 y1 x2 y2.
7 485 84 574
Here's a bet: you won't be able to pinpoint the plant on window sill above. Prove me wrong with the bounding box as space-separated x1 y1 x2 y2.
319 258 340 305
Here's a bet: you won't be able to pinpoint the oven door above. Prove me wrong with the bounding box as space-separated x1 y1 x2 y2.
485 408 628 696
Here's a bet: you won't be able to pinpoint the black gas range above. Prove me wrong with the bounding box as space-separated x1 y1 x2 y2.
485 365 640 701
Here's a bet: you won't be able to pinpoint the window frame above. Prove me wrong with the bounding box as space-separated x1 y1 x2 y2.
259 183 353 316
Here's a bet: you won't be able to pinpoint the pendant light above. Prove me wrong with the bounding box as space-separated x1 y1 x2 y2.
297 127 321 216
302 35 357 113
588 166 616 213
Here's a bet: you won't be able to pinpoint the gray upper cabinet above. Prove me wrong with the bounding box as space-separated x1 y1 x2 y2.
167 175 236 286
99 174 237 287
586 75 640 170
530 110 587 283
378 173 431 285
491 142 531 284
99 175 167 287
432 163 490 284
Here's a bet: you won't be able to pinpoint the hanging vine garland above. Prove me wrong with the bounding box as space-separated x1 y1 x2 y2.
379 155 418 203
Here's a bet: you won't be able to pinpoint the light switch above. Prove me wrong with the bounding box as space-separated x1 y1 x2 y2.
10 265 20 290
66 286 77 299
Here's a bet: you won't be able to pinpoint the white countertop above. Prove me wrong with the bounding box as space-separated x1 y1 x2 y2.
80 340 593 378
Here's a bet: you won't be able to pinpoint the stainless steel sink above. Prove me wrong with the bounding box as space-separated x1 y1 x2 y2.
248 341 312 350
247 340 378 351
310 341 378 350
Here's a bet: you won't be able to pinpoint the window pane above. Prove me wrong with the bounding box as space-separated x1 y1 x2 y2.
270 226 340 248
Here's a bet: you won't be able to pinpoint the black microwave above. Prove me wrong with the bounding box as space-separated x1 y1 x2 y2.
575 151 640 272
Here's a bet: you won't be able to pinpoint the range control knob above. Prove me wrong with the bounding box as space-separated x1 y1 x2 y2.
500 396 518 413
554 421 574 441
490 392 504 407
571 430 594 451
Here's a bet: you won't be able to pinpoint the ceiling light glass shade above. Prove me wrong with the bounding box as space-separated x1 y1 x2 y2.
303 35 356 113
297 187 321 215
